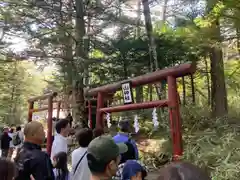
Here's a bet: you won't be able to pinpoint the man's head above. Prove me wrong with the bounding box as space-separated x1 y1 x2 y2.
55 119 70 137
118 119 131 133
87 135 128 178
76 128 93 148
9 128 14 133
16 126 21 131
93 128 104 138
24 121 45 145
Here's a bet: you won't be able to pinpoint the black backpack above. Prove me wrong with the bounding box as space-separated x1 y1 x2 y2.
120 138 136 164
13 132 21 146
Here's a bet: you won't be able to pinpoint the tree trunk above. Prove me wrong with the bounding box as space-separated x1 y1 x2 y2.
9 61 17 123
141 0 158 70
162 0 168 22
136 86 143 103
234 10 240 57
135 0 143 103
73 0 87 127
190 74 195 104
148 84 153 101
182 76 186 105
59 0 74 115
135 0 141 38
210 45 228 116
142 0 162 101
204 56 211 106
83 15 91 86
207 0 228 117
236 26 240 57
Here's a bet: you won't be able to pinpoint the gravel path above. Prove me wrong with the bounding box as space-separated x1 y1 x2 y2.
147 171 160 179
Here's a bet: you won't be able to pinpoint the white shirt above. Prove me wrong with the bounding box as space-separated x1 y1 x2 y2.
15 131 24 148
71 147 90 180
8 133 14 148
51 134 68 161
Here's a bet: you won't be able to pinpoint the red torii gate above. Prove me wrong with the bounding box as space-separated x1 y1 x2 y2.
85 63 196 160
28 92 61 154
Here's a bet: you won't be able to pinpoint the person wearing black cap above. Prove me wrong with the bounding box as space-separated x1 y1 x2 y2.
87 135 128 180
113 119 139 162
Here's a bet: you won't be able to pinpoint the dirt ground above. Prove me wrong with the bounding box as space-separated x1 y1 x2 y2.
135 136 167 179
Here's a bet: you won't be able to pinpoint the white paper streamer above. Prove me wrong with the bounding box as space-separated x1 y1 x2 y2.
106 113 111 128
152 107 159 129
133 115 139 133
88 119 91 128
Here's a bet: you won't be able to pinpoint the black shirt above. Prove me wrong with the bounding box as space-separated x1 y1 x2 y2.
1 132 12 149
15 142 54 180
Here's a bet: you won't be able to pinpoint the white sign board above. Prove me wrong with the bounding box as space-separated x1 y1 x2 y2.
121 82 133 104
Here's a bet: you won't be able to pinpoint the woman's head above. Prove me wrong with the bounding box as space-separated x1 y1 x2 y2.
54 152 68 169
0 158 17 180
157 162 211 180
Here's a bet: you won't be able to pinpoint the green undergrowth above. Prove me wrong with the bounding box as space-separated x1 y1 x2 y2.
182 115 240 180
138 105 240 179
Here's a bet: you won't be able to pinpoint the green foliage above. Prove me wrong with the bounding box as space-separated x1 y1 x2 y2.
90 27 201 85
0 61 48 125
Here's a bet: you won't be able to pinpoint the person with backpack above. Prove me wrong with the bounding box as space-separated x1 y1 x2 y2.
113 119 139 162
113 138 147 180
13 126 24 158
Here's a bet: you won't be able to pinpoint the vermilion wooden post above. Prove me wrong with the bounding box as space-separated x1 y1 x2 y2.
96 92 104 129
47 96 53 155
167 76 183 160
88 100 92 128
28 102 34 122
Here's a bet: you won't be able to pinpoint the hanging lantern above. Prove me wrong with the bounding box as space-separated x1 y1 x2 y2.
152 107 159 129
133 115 139 133
106 113 111 128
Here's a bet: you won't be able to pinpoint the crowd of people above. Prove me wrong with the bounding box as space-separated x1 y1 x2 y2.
0 126 24 159
0 118 212 180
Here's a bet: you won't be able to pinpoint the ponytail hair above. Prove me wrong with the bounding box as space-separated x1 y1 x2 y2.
54 152 69 180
